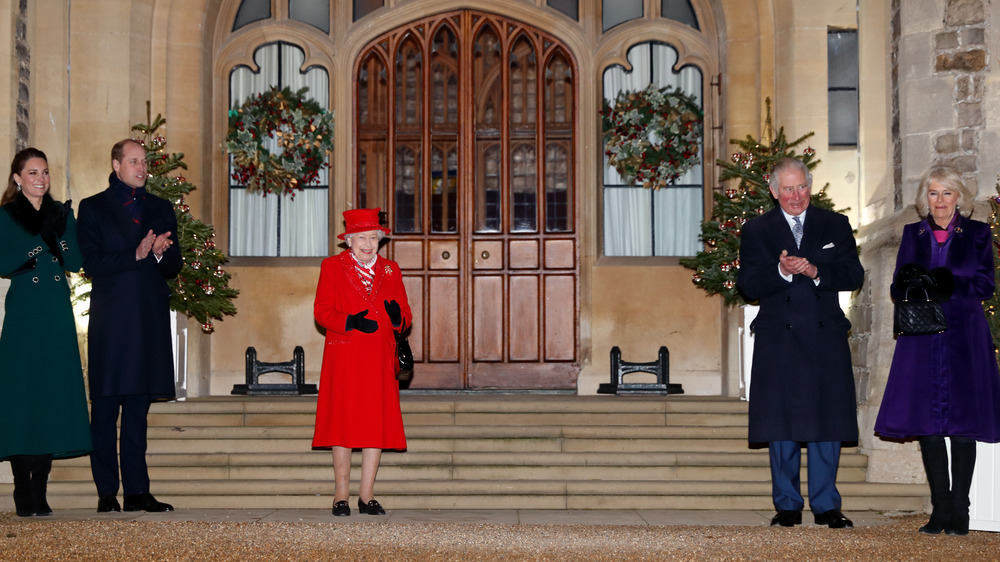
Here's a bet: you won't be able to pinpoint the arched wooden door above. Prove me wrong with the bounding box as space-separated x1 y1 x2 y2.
355 11 578 389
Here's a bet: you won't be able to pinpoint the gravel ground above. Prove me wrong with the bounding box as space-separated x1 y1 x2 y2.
2 513 999 560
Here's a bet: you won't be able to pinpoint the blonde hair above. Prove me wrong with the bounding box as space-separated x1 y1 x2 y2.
916 165 975 218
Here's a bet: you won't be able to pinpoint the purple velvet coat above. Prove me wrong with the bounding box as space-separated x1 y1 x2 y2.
874 216 1000 443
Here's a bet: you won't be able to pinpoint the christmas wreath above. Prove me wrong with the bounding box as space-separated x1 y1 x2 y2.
226 86 335 197
602 83 703 189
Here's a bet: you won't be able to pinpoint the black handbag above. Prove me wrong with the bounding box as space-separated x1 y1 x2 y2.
394 330 414 382
893 285 947 336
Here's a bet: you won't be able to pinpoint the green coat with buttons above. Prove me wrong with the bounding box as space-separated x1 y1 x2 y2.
0 198 92 460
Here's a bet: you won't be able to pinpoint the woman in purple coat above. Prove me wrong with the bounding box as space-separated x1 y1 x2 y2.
875 165 1000 536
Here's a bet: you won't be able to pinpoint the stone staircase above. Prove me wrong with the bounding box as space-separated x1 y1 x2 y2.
6 395 926 511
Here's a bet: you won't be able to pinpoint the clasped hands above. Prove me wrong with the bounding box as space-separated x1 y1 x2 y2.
779 249 819 280
136 229 173 261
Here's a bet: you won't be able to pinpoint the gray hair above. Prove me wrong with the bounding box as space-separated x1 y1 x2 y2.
344 230 387 245
768 158 813 192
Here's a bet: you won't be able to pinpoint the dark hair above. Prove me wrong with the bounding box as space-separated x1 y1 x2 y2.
2 147 48 206
111 138 143 167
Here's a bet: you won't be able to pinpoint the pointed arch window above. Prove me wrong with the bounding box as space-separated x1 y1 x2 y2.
233 0 269 31
603 0 643 32
602 42 703 257
356 12 575 236
662 0 699 30
289 0 330 33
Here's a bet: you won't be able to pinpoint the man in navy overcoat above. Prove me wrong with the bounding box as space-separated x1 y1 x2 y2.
736 158 864 529
78 139 182 513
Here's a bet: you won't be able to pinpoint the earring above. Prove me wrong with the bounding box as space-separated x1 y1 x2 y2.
16 183 21 192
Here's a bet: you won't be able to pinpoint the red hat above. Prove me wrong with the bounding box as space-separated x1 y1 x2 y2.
338 207 391 240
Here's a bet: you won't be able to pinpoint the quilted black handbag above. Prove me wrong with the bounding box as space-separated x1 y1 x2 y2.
893 285 947 336
394 331 414 382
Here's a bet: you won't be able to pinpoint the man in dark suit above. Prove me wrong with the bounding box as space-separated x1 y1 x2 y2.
78 138 182 513
736 158 864 529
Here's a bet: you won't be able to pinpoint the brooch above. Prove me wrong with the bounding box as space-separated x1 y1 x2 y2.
955 226 963 234
384 265 393 275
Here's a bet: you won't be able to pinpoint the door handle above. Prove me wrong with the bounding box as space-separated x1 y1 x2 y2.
481 251 490 260
442 251 450 260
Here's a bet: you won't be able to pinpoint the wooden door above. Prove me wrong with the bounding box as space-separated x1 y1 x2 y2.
356 11 578 389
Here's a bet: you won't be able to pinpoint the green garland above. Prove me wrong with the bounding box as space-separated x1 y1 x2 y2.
226 86 335 197
602 83 703 189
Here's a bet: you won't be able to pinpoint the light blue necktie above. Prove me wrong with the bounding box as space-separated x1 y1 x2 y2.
792 216 803 248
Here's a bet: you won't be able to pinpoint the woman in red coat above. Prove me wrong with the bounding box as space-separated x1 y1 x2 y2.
312 208 412 517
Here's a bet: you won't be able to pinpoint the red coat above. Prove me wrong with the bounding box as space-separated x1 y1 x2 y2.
312 251 412 449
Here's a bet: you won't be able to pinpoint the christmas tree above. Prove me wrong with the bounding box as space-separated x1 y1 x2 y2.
75 106 239 333
133 108 239 332
679 100 840 306
982 180 1000 351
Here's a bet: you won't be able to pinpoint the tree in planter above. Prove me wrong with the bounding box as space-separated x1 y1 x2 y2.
75 107 239 333
679 101 841 306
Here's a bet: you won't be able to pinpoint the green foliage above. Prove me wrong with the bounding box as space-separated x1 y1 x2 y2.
982 180 1000 351
601 83 704 189
137 112 239 332
679 102 840 306
75 107 239 333
226 86 335 197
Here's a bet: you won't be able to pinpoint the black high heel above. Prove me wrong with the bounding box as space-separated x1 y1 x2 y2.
358 498 385 515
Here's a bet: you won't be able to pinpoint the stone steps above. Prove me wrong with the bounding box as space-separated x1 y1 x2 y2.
1 395 927 512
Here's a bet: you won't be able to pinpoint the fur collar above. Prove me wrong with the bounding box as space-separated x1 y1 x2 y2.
2 192 57 235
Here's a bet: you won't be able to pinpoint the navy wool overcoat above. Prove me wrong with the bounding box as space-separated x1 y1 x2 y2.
77 178 182 399
737 206 864 444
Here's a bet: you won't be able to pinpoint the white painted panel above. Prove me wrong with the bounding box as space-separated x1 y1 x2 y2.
971 441 1000 532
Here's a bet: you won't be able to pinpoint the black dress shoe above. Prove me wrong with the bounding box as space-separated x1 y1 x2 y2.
332 500 351 517
97 495 121 513
770 510 802 527
814 509 853 529
358 498 385 515
123 493 173 512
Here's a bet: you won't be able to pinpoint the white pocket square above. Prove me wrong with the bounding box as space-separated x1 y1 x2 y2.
822 242 835 249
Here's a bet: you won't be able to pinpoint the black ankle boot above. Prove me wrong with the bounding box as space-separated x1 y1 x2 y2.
9 457 34 517
917 436 951 534
946 437 976 536
28 455 53 516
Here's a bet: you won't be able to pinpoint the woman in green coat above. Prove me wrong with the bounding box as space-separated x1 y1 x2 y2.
0 148 91 516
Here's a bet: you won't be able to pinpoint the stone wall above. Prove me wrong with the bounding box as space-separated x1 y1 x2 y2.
14 0 28 151
860 0 1000 484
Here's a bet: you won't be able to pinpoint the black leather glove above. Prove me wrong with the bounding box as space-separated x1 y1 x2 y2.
927 267 954 303
345 309 378 333
384 299 402 328
897 263 931 289
41 199 70 239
